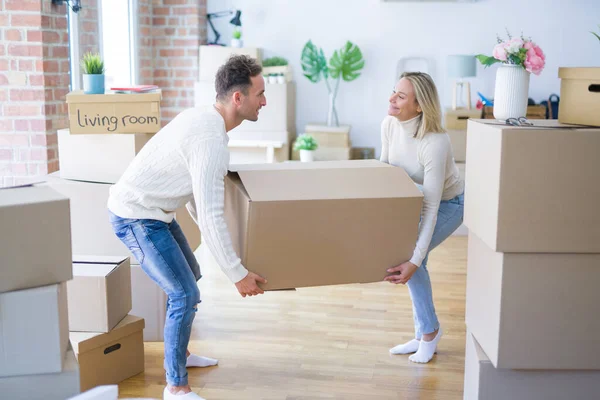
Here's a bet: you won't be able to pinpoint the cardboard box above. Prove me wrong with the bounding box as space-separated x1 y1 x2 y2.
446 129 467 162
223 160 423 290
66 91 161 134
198 45 261 81
70 315 145 392
466 232 600 369
131 264 167 342
464 332 600 400
444 108 481 130
43 173 201 260
0 283 69 377
0 349 80 400
558 67 600 126
305 124 351 147
57 128 154 184
68 256 132 333
482 105 547 120
195 80 295 134
456 162 465 181
464 119 600 253
0 185 72 293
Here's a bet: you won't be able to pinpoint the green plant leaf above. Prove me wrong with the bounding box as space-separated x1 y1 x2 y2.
475 54 501 67
329 41 364 82
592 31 600 42
263 56 288 67
293 134 318 151
81 52 105 75
301 41 328 83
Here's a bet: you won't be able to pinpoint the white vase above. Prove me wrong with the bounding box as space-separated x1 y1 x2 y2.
299 149 314 162
276 75 286 84
230 38 243 48
267 75 277 84
493 64 530 121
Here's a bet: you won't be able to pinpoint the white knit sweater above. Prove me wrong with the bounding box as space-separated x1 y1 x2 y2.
107 106 248 283
380 115 464 267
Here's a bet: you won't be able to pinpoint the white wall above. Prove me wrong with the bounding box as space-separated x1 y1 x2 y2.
207 0 600 156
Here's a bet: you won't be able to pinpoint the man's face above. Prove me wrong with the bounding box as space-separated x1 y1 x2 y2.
237 75 267 122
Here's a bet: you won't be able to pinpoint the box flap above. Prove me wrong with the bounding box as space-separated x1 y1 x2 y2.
469 119 597 130
559 67 600 81
230 159 388 172
69 315 144 354
73 255 129 265
0 186 67 207
236 164 422 202
72 263 117 277
66 91 161 104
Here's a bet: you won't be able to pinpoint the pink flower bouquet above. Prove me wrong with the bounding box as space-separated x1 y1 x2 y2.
477 32 546 75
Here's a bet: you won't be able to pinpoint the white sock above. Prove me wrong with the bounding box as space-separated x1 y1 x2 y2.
186 354 218 368
409 327 443 363
163 386 206 400
389 339 420 355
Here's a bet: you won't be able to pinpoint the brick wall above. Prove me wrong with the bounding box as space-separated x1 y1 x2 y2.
78 0 100 56
0 0 70 187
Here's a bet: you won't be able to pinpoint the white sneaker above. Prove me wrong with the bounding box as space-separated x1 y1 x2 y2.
163 387 206 400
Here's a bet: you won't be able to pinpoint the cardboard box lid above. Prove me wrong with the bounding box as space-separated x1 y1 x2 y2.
558 67 600 80
72 255 129 279
445 108 482 118
73 255 129 264
70 315 144 354
229 161 423 202
66 91 161 104
0 185 67 207
469 118 598 131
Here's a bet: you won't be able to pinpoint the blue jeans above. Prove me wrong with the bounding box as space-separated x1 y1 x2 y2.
109 210 201 387
407 192 464 338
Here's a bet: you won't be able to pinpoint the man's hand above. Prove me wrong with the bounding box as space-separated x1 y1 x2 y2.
235 271 267 297
384 261 418 285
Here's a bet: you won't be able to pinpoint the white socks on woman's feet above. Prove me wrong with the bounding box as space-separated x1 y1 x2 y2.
186 354 218 368
163 387 206 400
409 327 443 364
389 338 420 355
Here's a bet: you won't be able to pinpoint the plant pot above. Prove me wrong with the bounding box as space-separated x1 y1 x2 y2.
493 64 530 120
267 75 277 84
299 149 314 162
276 75 286 84
83 74 105 94
230 39 243 48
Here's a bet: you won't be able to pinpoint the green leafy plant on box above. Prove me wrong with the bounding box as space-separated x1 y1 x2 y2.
81 52 105 75
301 40 365 127
263 57 289 67
232 28 242 39
592 25 600 43
293 134 318 151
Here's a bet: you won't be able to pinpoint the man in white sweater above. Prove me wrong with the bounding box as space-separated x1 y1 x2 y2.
108 55 267 400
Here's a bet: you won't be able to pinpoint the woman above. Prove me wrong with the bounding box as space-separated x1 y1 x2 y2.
381 72 464 364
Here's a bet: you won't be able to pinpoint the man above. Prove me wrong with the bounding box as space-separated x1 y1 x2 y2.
108 55 268 400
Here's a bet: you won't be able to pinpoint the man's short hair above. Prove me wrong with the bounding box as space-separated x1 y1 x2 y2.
215 55 262 102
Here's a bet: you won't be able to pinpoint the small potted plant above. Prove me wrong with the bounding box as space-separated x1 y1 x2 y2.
81 52 105 94
293 134 318 162
231 28 243 48
262 56 290 81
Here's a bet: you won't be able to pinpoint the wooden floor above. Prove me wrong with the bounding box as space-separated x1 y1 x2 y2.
119 236 468 400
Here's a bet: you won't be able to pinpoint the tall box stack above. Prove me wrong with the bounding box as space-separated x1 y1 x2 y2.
292 124 352 161
195 46 296 164
0 185 81 399
462 119 600 399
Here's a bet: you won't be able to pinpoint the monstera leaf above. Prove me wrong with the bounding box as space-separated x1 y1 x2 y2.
301 40 329 83
329 41 364 82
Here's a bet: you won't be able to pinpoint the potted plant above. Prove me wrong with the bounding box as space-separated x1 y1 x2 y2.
81 52 105 94
293 134 318 162
231 28 243 48
267 73 277 84
476 31 545 120
276 73 286 84
301 40 365 127
262 56 290 82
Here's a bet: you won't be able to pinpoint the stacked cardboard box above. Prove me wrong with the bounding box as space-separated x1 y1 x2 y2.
0 185 81 399
462 119 600 399
194 46 295 164
291 124 352 161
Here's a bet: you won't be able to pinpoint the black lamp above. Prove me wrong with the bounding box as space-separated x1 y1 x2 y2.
206 9 242 46
51 0 82 13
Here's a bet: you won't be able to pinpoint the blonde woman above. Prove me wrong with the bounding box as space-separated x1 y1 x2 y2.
381 72 464 363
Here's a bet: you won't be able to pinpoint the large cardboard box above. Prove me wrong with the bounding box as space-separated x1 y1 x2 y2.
66 91 161 134
68 256 132 333
198 45 261 81
464 119 600 253
43 173 201 260
558 67 600 127
70 315 145 392
444 108 481 130
0 283 69 377
447 129 467 162
464 332 600 400
131 264 166 342
0 349 80 400
0 185 72 293
466 232 600 370
223 160 423 290
57 128 154 184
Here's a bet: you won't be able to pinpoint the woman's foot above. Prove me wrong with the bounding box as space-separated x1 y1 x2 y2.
409 327 442 364
163 385 206 400
186 349 218 368
389 338 420 355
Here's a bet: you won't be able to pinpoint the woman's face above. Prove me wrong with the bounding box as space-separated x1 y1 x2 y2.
388 78 421 121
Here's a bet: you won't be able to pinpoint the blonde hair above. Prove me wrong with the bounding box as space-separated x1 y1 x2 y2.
399 72 445 140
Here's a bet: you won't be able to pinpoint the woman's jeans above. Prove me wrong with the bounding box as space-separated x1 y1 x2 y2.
407 192 464 338
109 210 201 387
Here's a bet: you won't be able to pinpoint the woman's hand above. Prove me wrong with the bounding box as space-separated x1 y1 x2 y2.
384 261 418 285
